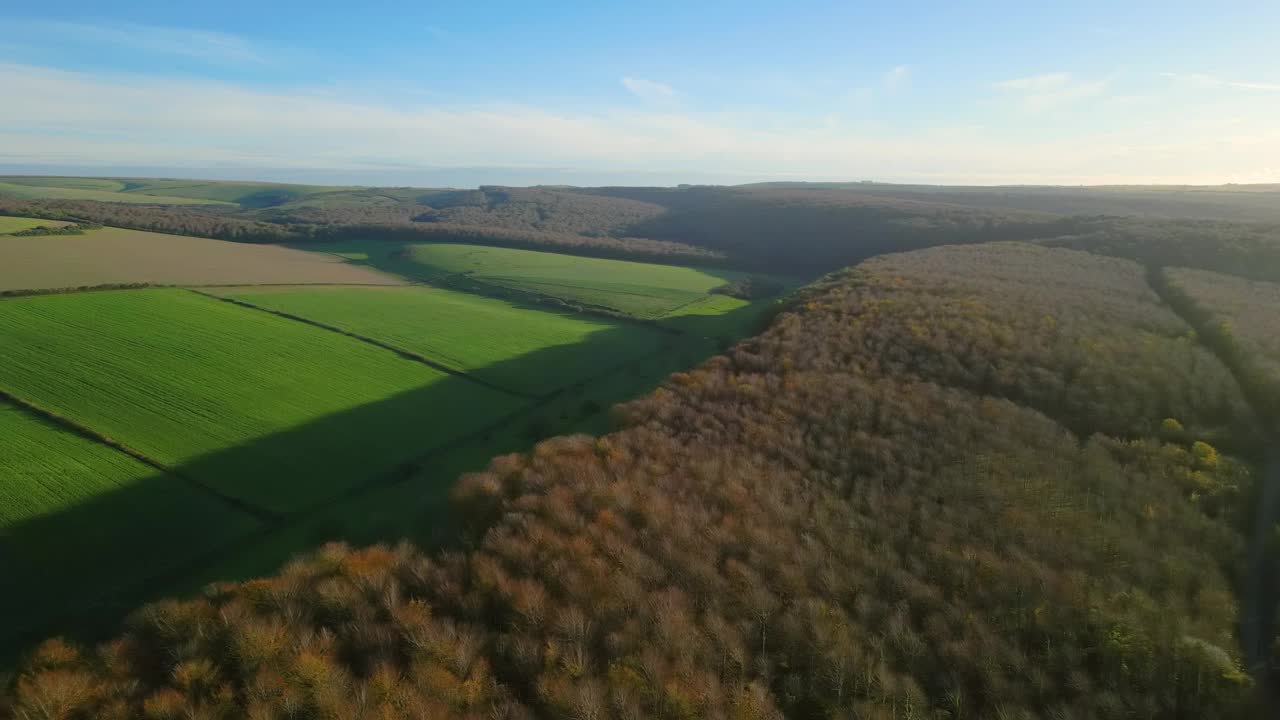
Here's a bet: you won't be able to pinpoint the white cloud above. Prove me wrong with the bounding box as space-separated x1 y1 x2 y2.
995 72 1108 111
883 65 911 90
621 76 676 103
1 62 1278 185
3 18 262 64
1160 72 1280 92
996 72 1071 93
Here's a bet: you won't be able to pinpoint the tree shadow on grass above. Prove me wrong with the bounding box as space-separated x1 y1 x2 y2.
0 298 778 667
292 239 758 306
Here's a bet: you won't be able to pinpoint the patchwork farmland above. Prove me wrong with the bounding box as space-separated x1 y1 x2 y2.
0 290 524 512
0 214 782 659
209 285 666 395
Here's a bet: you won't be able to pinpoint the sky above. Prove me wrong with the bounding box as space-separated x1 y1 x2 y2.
2 0 1279 186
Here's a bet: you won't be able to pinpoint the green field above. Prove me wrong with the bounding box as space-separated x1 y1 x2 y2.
214 285 665 395
0 403 160 526
0 180 232 205
312 240 790 326
0 177 357 208
0 215 72 234
0 402 261 640
406 243 752 317
0 289 523 513
291 240 786 341
0 286 777 653
309 241 762 318
0 177 128 192
114 179 358 206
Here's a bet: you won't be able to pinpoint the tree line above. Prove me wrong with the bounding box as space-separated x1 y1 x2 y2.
0 198 722 267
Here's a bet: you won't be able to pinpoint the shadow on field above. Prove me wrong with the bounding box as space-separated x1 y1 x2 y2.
293 240 752 310
0 298 778 666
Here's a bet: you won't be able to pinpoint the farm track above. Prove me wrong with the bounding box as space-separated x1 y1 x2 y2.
3 333 680 655
189 289 540 401
0 388 279 524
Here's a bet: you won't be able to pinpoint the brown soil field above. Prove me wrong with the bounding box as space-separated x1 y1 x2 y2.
0 227 403 292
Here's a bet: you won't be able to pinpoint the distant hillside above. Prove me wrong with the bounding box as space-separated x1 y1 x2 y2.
740 182 1280 224
0 176 355 208
5 176 1280 280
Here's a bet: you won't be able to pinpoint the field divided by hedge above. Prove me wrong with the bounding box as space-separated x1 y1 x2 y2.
0 289 524 514
0 401 262 645
213 285 666 396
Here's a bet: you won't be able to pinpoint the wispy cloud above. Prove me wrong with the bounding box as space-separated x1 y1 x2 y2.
621 76 676 103
883 65 911 90
3 18 263 64
2 63 1278 185
994 72 1108 111
1160 72 1280 92
996 72 1073 93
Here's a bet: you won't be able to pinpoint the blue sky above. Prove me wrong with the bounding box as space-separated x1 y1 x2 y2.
2 1 1278 185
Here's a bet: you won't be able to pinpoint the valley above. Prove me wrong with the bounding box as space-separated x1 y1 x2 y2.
1 175 1277 718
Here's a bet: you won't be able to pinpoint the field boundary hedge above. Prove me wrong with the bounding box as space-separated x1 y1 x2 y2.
0 387 277 523
189 290 540 400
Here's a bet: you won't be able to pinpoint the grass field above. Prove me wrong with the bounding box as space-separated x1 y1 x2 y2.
0 177 357 208
0 289 524 513
213 285 665 395
0 215 72 234
113 179 357 206
0 402 262 642
0 226 402 292
0 403 161 526
0 180 233 205
308 241 765 318
406 243 751 317
0 177 128 191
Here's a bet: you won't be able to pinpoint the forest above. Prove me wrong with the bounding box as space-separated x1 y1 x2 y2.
4 243 1269 719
